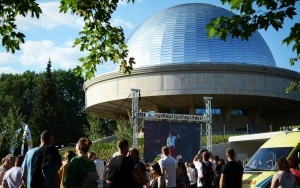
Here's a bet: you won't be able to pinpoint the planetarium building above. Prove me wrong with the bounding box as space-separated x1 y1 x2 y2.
84 3 300 133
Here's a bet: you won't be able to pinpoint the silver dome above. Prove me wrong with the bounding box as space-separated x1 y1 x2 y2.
126 3 276 67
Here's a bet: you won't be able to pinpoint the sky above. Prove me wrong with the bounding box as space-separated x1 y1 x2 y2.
0 0 299 75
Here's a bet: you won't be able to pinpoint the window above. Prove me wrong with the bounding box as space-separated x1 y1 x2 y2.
231 109 249 116
195 108 221 115
245 147 293 171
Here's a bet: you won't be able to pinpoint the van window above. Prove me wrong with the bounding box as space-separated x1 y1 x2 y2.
245 147 293 171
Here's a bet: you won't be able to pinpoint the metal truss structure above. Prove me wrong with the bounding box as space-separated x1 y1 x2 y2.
131 88 213 151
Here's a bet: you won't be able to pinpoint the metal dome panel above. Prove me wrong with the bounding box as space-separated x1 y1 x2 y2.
126 3 276 67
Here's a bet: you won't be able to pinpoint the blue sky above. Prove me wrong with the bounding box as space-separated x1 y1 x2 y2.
0 0 299 75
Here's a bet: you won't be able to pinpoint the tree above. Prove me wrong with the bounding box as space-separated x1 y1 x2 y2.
20 71 39 122
53 69 87 142
84 113 104 141
0 69 88 145
0 108 24 157
0 0 42 53
1 0 135 80
114 118 132 146
0 72 38 121
206 0 299 91
0 74 24 116
29 60 69 146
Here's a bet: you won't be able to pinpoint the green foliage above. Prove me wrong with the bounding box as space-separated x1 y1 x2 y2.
0 0 41 53
1 0 136 79
201 134 238 146
0 108 24 153
207 0 300 91
87 118 143 161
29 60 69 146
90 141 117 161
114 118 133 144
84 113 104 141
53 70 87 142
59 0 135 79
0 73 27 117
0 69 87 148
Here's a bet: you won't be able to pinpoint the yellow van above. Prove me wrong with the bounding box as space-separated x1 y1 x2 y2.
242 130 300 188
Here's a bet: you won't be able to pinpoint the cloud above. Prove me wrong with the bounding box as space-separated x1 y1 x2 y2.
0 67 19 74
111 18 134 30
16 1 135 32
19 40 83 70
16 2 83 30
0 52 14 64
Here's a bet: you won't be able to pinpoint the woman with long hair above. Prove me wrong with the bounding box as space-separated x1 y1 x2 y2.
63 137 98 187
271 157 298 188
149 162 165 188
58 150 76 188
176 162 189 188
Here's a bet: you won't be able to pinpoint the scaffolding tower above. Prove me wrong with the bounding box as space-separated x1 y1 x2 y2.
131 88 213 151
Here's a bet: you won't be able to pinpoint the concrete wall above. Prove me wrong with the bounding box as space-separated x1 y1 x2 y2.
85 64 300 106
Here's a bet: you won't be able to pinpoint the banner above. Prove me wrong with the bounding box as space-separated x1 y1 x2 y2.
21 122 33 155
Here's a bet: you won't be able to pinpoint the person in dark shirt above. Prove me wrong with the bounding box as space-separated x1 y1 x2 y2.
220 148 243 188
128 147 148 188
30 130 62 188
106 139 134 188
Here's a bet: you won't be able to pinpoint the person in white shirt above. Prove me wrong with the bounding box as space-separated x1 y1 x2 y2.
2 155 24 188
193 149 216 188
0 154 15 187
88 152 105 188
187 163 197 188
158 146 179 188
166 131 180 158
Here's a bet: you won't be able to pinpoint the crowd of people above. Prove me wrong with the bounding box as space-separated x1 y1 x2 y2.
0 131 299 188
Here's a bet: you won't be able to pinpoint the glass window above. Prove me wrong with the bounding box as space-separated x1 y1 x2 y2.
195 108 221 115
245 147 293 171
231 109 248 116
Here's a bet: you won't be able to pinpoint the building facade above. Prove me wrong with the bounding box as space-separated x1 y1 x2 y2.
84 3 300 133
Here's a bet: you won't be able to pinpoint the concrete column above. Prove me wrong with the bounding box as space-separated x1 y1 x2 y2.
189 103 195 115
222 103 232 125
248 107 261 132
153 105 161 113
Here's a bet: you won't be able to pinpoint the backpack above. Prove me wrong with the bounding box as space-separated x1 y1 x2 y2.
200 161 213 187
212 165 221 187
79 159 99 188
31 145 61 188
